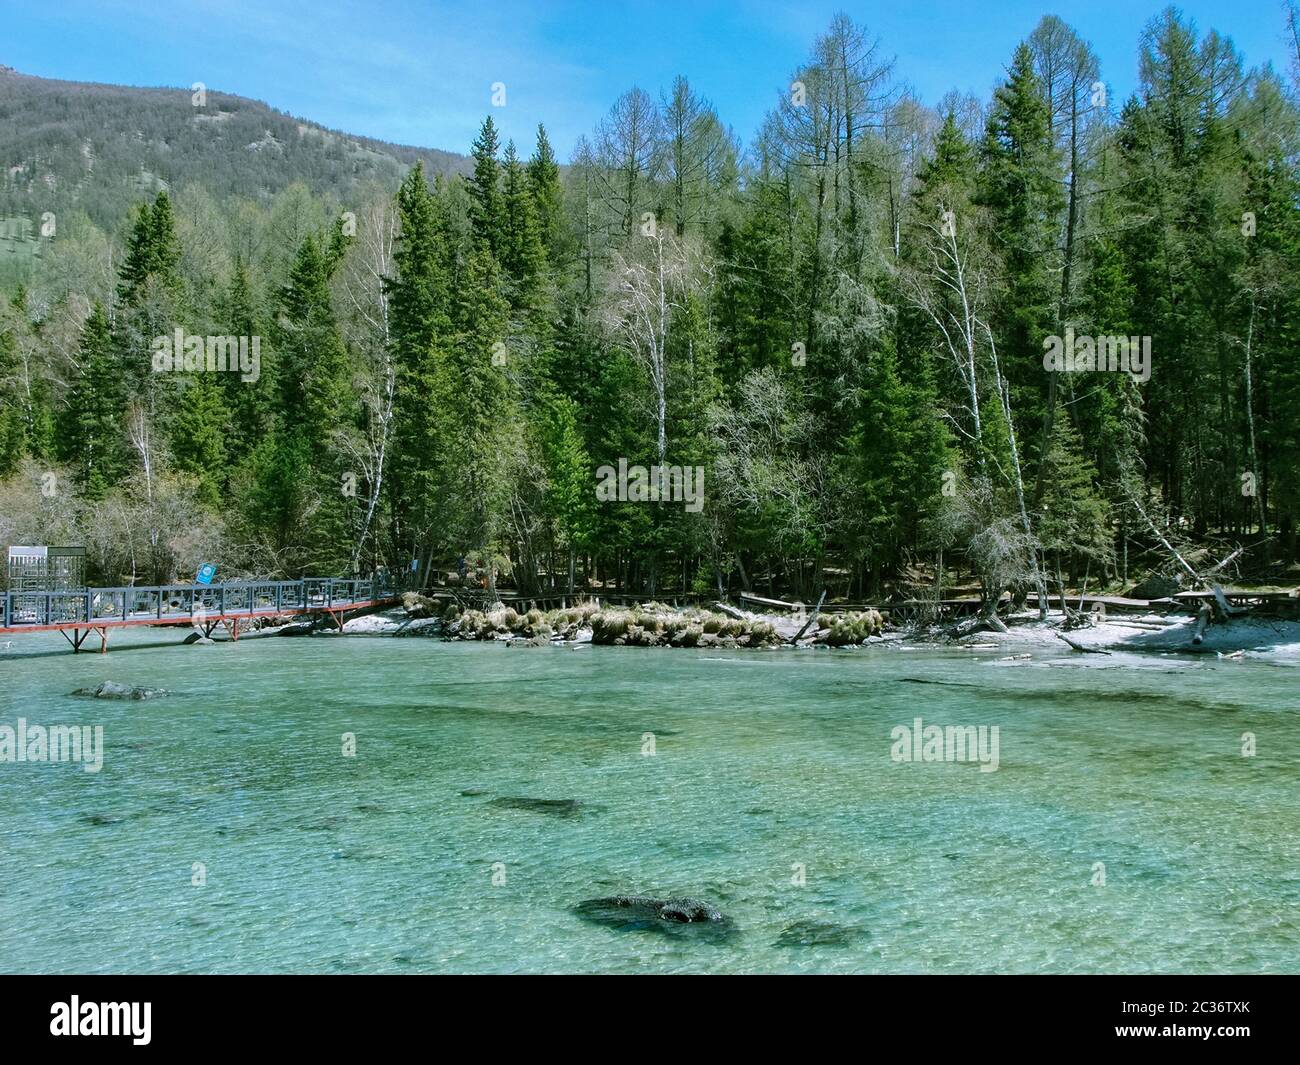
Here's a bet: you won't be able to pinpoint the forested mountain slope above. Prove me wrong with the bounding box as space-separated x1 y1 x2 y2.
0 63 466 234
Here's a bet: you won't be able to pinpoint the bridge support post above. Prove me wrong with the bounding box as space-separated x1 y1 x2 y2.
62 628 93 654
96 626 108 654
223 617 240 642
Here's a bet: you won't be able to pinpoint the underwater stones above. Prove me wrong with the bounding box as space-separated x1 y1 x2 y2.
70 681 169 700
573 895 734 937
658 897 725 923
774 919 868 948
488 797 583 818
79 812 127 827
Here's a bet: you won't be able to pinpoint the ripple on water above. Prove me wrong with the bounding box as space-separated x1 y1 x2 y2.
0 632 1298 972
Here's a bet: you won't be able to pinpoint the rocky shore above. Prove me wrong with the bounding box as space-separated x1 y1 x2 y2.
342 593 886 649
257 590 1300 659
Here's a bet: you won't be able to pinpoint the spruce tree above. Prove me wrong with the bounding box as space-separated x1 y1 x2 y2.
386 163 453 574
468 116 505 259
58 301 125 498
501 140 546 299
432 245 516 594
171 372 230 507
978 43 1063 465
527 124 566 264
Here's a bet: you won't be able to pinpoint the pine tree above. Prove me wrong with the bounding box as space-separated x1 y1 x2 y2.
716 176 796 381
539 393 596 593
1037 413 1112 586
850 340 953 587
386 163 453 575
58 301 125 498
171 372 230 507
527 124 566 264
468 116 505 259
0 289 54 472
501 140 546 299
978 43 1063 468
218 261 273 440
117 190 183 305
266 233 356 572
432 246 517 594
276 234 352 443
913 112 976 209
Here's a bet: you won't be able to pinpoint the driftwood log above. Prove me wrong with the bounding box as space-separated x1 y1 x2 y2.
790 591 827 644
1191 602 1213 644
1053 631 1112 655
1211 585 1246 621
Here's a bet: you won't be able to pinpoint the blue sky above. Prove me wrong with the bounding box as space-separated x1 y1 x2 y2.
1 1 1291 159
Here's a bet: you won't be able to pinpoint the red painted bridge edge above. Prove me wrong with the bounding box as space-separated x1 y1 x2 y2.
0 597 399 653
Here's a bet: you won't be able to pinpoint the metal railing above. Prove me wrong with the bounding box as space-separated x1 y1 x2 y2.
0 576 396 630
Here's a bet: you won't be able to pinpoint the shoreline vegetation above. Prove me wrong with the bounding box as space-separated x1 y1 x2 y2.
217 585 1300 659
4 10 1300 630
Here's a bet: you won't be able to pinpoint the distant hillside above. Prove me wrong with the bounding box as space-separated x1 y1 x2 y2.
0 64 469 232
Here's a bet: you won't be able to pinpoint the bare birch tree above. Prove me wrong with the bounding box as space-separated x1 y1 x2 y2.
335 194 398 572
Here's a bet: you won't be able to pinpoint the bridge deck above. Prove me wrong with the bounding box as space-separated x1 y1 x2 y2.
0 578 397 652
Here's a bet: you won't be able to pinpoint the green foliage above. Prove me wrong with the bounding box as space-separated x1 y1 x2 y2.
468 116 505 258
56 301 125 498
4 8 1299 593
171 373 229 508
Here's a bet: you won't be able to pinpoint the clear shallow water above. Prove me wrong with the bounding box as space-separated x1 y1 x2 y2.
0 630 1297 974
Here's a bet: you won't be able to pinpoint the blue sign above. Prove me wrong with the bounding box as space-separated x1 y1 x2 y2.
196 563 217 585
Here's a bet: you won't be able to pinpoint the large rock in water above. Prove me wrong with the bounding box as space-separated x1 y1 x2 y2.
573 895 734 938
71 681 169 700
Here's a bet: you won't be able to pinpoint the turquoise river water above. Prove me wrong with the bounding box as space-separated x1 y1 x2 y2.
0 629 1297 973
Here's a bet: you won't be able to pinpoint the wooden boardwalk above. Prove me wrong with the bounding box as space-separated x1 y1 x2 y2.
0 577 397 653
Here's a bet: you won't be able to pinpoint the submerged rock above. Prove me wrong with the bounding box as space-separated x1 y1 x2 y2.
774 919 868 948
573 895 734 938
71 681 169 700
488 796 583 818
79 812 127 827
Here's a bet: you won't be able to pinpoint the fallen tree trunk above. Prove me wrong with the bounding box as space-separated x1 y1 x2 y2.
952 613 1008 638
1211 585 1246 621
1053 631 1111 654
714 602 751 621
790 590 827 644
1204 545 1246 580
1191 603 1212 644
1125 491 1202 585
